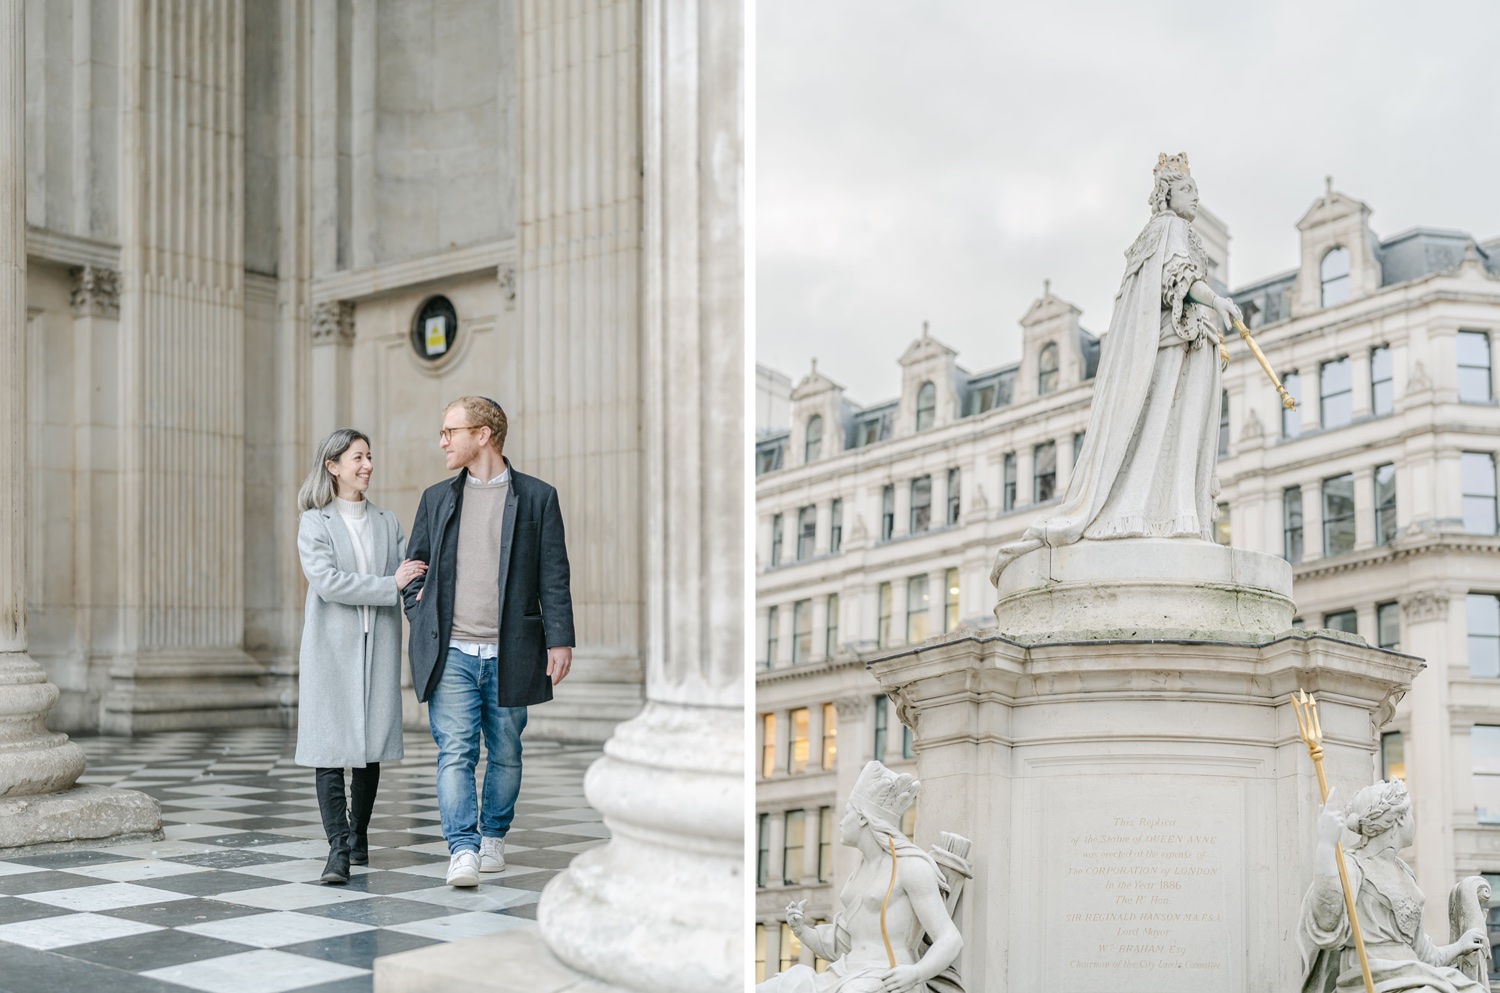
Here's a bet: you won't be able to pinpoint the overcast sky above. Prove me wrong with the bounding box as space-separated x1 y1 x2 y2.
755 0 1500 407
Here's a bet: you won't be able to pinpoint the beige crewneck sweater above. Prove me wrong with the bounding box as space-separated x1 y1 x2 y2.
450 472 508 643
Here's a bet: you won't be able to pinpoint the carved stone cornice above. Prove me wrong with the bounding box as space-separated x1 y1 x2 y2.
499 265 517 311
311 300 355 345
69 265 120 318
1401 590 1450 623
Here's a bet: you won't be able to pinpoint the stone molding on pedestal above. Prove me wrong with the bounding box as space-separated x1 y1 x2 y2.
68 265 120 318
310 300 355 344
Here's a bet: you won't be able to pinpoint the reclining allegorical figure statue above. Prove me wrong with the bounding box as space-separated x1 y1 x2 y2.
1299 779 1491 993
757 761 971 993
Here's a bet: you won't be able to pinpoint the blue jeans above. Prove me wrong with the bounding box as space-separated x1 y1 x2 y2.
428 647 527 854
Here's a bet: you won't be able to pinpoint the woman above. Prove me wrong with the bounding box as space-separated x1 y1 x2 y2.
1299 780 1487 992
993 152 1243 579
295 428 426 884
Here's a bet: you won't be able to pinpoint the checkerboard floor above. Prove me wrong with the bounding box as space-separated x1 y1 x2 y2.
0 728 606 993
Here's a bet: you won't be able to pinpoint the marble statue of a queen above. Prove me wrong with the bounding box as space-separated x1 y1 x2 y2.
994 153 1244 577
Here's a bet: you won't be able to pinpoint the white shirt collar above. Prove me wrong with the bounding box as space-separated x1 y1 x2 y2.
467 468 510 486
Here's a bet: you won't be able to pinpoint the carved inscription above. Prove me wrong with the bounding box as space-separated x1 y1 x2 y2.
1045 777 1241 992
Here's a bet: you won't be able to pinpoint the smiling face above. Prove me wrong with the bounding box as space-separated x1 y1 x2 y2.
1167 176 1199 221
327 439 372 500
439 407 491 472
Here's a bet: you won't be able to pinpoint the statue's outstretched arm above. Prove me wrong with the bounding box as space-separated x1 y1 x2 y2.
784 900 839 961
1186 279 1242 333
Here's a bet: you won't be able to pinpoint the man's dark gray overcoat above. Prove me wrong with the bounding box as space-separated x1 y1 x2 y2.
401 460 575 706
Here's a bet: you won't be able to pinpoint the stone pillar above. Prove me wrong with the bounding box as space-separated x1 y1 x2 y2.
374 1 742 989
0 0 86 802
0 0 157 849
107 0 277 733
1401 588 1456 936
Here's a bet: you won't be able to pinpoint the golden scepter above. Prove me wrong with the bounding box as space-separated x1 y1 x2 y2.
1293 690 1375 993
1233 317 1297 410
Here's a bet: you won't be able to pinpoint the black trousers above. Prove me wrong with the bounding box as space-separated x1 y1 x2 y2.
315 764 380 852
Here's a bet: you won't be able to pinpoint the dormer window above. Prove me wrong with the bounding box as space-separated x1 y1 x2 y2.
1038 343 1059 395
804 415 823 463
915 382 936 431
1320 247 1351 307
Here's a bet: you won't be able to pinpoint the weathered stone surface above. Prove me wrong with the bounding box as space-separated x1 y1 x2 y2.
994 537 1294 643
0 784 161 850
375 928 612 993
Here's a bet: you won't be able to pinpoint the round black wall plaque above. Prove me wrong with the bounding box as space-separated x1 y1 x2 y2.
411 296 459 361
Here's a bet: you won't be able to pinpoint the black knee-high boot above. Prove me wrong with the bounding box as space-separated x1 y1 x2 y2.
348 763 380 866
315 767 350 884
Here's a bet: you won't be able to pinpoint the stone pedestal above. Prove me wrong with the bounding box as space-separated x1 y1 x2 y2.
868 539 1421 992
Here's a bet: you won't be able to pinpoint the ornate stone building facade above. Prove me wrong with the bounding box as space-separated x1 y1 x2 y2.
755 185 1500 970
13 0 672 742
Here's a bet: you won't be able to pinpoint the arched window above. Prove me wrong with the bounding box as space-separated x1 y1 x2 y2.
803 415 823 463
1320 247 1351 307
915 382 936 431
1038 343 1059 395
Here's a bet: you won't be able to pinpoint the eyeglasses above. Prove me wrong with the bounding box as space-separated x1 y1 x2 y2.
440 426 482 442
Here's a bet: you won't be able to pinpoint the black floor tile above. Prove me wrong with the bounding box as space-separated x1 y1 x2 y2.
130 869 287 897
0 943 171 993
502 849 581 870
100 895 272 926
278 928 442 969
0 898 72 926
4 850 137 870
164 849 298 870
358 849 445 870
55 927 254 972
194 831 306 848
0 871 112 897
313 871 442 896
496 901 539 920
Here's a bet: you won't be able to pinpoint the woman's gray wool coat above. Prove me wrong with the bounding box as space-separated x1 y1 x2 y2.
295 503 406 768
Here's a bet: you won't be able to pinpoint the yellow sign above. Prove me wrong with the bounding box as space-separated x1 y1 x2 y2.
425 316 447 356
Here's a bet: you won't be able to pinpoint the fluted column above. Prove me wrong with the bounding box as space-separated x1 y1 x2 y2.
107 0 274 732
308 300 354 441
536 0 743 989
0 0 87 800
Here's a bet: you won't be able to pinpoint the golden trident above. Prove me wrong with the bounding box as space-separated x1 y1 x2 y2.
1292 690 1375 993
1233 317 1298 410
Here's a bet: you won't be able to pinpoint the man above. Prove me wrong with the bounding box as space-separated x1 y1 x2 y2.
402 396 574 887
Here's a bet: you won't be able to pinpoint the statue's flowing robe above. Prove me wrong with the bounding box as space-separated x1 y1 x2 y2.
1025 212 1221 548
1299 848 1483 993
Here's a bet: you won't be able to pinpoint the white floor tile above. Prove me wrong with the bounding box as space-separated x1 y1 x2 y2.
61 859 213 882
219 859 334 883
206 882 373 911
253 839 337 859
19 881 192 912
162 783 279 797
160 810 258 825
179 910 373 948
0 911 162 949
388 910 534 941
395 884 540 912
164 824 249 841
143 947 369 993
157 796 266 810
0 862 43 877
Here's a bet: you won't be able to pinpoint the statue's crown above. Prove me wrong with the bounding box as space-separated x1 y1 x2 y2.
1154 151 1191 178
851 761 920 825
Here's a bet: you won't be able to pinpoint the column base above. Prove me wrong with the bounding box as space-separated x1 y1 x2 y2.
0 784 162 851
374 927 615 993
102 650 288 734
523 653 644 744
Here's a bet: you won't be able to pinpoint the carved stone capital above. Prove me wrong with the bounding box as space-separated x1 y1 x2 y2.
69 265 120 318
311 300 355 345
498 265 517 310
1401 590 1450 623
833 695 868 719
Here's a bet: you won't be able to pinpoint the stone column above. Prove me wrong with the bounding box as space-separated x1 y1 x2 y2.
108 0 276 733
0 0 86 803
1401 588 1456 936
0 0 156 849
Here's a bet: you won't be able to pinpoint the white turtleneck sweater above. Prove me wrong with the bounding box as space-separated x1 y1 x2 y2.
334 496 376 632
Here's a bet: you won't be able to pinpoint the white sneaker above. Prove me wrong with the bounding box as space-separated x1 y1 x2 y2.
479 836 506 873
446 850 480 887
